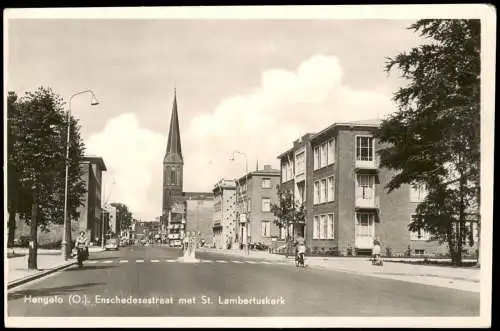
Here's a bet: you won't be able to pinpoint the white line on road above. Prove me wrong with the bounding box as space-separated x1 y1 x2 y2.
119 260 128 263
165 260 176 263
231 260 244 263
87 261 98 264
136 260 144 263
246 261 257 264
103 260 113 264
260 261 272 264
216 260 228 263
151 260 160 263
200 260 211 263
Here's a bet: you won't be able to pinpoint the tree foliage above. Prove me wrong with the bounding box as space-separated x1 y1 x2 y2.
271 188 306 239
377 20 480 265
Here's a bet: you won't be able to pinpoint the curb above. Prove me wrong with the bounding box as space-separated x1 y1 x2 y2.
7 260 77 290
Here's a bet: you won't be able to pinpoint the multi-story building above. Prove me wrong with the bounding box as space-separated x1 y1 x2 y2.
76 156 107 244
277 119 478 257
185 192 214 245
212 179 237 249
235 165 281 248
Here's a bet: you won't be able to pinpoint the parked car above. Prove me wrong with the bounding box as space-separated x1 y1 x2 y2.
105 238 119 251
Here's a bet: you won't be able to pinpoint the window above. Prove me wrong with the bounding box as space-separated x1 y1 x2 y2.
313 216 320 239
261 221 271 237
414 249 425 256
409 215 431 241
410 185 427 202
295 151 305 175
327 139 335 165
262 198 271 212
327 214 334 239
356 174 375 200
280 226 286 239
262 178 271 189
281 163 287 182
321 179 327 203
328 176 335 201
320 143 328 168
314 181 320 204
356 136 374 161
170 167 176 185
314 146 320 170
319 215 327 239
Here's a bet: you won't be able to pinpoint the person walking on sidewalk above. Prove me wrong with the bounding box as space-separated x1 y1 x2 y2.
371 237 382 265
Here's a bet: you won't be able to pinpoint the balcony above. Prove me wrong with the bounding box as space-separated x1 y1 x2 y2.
354 156 380 172
355 196 380 209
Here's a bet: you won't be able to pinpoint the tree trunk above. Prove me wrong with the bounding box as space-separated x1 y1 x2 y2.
28 196 38 270
7 211 17 247
447 222 457 265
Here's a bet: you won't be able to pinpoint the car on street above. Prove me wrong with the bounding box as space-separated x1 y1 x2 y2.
105 238 119 251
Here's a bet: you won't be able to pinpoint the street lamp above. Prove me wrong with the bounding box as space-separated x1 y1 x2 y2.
62 90 99 260
230 150 249 255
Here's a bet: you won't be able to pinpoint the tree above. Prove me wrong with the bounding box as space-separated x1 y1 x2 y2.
8 87 87 269
377 20 480 266
271 188 306 258
110 202 133 232
6 92 31 246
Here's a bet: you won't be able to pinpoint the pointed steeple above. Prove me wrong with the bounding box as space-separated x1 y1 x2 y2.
165 89 183 163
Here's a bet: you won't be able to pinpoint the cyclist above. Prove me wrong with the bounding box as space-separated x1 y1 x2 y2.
75 231 89 267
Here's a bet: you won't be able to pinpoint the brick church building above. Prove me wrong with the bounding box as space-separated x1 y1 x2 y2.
162 90 213 247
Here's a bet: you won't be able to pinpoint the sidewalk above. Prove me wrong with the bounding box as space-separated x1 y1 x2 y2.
7 247 105 289
198 248 480 293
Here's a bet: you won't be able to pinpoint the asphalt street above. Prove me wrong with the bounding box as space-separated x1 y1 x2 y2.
7 245 479 317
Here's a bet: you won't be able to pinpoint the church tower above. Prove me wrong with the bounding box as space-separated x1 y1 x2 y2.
162 89 184 215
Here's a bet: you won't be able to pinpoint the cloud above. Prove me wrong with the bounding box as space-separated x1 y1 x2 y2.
85 53 396 221
85 113 165 220
182 54 395 192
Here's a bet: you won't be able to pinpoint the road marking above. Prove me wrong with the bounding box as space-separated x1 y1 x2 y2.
136 259 144 263
232 260 244 263
119 260 128 263
199 259 211 263
216 260 228 263
246 261 257 264
103 260 113 264
87 261 98 264
151 260 160 263
165 260 176 263
260 261 272 264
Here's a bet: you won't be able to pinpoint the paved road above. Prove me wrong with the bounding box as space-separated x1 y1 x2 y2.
7 245 479 317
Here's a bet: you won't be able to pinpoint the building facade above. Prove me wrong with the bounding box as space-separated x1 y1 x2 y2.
161 90 213 247
185 192 215 245
76 156 107 244
212 179 237 249
277 119 477 257
235 165 281 248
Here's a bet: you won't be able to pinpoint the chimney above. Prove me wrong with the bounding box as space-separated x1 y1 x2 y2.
264 164 272 170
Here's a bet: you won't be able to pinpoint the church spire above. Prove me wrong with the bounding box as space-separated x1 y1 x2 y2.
165 89 183 163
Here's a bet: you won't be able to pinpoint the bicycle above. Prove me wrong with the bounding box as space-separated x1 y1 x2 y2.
295 252 305 268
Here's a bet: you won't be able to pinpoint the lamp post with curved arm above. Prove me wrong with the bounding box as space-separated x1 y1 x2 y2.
230 150 249 255
62 90 99 260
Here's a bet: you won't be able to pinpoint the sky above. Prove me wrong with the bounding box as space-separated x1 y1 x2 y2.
6 15 426 221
